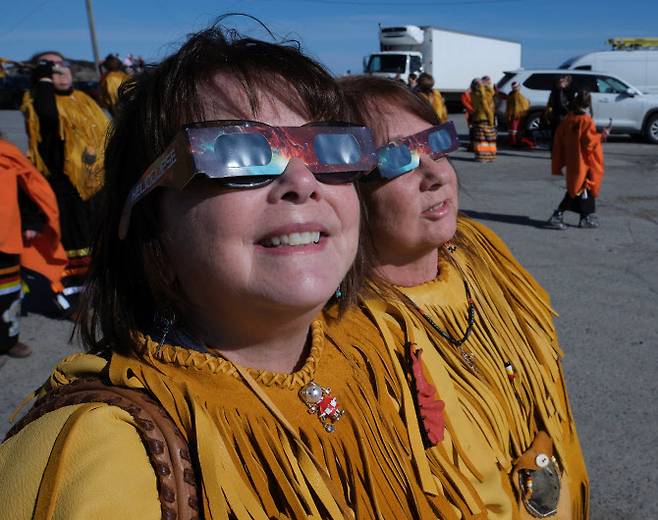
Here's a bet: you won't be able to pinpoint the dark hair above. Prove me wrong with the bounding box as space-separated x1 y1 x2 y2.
339 75 439 145
102 54 124 72
78 21 363 354
416 72 435 93
408 73 418 81
29 50 65 63
571 89 592 112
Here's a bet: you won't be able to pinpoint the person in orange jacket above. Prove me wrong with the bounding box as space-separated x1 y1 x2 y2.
0 136 67 367
547 90 609 229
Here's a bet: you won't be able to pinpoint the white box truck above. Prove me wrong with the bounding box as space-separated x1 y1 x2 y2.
559 37 658 95
363 25 521 106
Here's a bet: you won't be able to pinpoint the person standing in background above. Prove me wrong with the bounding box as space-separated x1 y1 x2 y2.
471 76 497 162
99 54 130 116
504 81 531 146
547 75 575 149
408 72 418 91
21 51 109 312
416 72 448 123
548 90 609 230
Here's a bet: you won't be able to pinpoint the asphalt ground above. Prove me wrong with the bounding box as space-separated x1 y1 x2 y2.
1 110 657 519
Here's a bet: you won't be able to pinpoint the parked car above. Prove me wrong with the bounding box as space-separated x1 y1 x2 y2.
496 69 658 144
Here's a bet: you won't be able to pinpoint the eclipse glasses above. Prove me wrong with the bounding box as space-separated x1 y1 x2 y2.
118 120 459 239
371 122 459 180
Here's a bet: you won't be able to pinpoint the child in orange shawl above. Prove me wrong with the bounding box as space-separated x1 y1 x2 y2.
0 137 67 366
548 90 609 229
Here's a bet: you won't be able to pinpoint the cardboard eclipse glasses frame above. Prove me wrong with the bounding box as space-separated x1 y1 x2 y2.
118 120 458 239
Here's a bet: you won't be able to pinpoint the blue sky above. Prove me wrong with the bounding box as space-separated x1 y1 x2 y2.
1 0 656 77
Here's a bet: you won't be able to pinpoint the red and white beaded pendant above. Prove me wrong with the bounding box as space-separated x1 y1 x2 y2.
299 381 345 433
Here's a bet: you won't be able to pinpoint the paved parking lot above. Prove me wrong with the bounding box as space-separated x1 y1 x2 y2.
1 110 657 519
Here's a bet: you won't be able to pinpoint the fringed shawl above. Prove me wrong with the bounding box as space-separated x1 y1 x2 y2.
21 89 108 200
329 218 589 519
100 319 465 519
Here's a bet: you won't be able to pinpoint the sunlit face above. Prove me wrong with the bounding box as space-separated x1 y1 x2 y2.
363 103 458 262
159 74 360 335
37 53 73 92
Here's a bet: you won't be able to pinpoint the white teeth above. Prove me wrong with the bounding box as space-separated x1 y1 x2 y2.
263 231 321 247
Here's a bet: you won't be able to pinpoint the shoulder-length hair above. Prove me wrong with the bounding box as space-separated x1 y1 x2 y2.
78 21 365 354
339 75 440 144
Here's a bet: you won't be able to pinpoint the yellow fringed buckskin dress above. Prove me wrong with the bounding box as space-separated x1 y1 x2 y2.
327 218 589 519
0 318 486 519
22 90 108 201
21 88 109 300
99 70 130 115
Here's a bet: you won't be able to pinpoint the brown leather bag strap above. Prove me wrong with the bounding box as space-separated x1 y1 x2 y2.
5 378 201 520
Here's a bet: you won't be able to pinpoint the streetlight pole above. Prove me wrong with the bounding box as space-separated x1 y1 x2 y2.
84 0 101 77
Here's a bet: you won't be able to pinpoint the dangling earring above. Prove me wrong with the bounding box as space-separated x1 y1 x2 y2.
444 241 457 254
335 285 343 299
153 307 176 352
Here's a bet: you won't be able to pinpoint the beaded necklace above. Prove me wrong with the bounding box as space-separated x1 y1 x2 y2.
396 244 478 374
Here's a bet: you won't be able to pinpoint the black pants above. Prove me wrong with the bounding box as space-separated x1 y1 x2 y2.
0 252 21 353
557 190 596 217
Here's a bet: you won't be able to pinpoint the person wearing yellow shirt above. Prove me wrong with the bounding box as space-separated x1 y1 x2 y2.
21 51 109 310
504 81 531 147
99 54 130 116
471 76 497 162
416 72 449 123
334 74 589 519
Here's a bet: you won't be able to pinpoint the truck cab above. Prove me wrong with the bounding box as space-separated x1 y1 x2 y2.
363 51 423 82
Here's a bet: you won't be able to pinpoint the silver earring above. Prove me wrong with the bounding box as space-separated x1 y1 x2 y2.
153 307 176 352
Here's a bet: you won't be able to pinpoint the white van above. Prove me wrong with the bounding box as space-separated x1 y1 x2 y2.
560 47 658 95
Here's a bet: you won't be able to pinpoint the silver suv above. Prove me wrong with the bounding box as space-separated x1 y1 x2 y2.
496 69 658 143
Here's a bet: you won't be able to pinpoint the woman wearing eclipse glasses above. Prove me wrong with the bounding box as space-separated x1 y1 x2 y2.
0 24 473 519
329 76 589 519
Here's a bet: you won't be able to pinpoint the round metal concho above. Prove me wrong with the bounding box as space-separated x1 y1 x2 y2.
519 456 562 518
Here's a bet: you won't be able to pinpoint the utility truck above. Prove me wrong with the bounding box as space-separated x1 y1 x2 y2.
559 37 658 95
363 25 521 107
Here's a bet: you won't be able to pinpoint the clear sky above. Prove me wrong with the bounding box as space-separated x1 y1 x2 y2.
1 0 657 77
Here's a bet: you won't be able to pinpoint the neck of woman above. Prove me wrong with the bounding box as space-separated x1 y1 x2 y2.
374 248 439 287
192 306 322 374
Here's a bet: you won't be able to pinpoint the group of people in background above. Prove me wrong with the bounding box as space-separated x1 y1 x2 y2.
411 71 607 228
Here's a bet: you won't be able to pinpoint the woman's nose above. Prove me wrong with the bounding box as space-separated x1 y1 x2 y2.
417 154 449 192
267 158 320 203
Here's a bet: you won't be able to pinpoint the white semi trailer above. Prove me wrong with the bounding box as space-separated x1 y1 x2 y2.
364 25 521 106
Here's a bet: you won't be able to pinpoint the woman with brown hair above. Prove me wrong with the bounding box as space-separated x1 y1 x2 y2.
0 22 476 519
330 75 589 519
